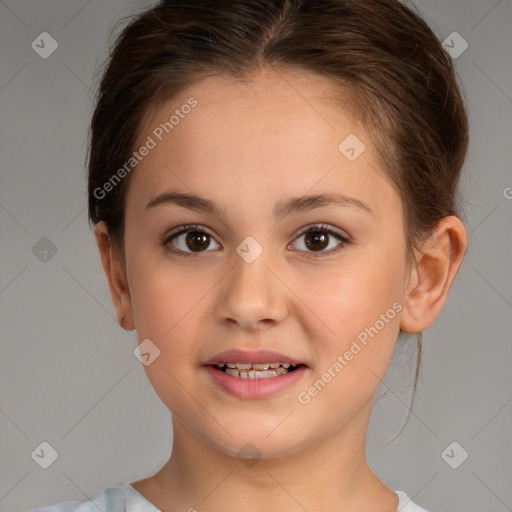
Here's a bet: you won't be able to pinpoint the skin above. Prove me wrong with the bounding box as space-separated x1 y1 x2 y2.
95 67 467 512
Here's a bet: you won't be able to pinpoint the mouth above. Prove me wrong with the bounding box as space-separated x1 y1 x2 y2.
210 362 303 379
204 350 308 399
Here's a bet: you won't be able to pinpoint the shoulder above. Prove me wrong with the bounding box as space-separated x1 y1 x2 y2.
32 486 126 512
395 490 432 512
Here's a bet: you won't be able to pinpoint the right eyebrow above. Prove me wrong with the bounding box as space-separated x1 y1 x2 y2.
145 191 226 216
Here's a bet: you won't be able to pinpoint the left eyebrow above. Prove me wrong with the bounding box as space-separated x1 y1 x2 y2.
272 193 374 218
145 190 373 218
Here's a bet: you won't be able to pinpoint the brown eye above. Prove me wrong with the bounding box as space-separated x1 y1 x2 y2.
185 231 211 251
291 224 349 256
165 225 221 254
304 230 329 251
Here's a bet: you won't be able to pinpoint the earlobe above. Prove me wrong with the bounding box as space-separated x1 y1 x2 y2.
400 216 467 334
94 222 135 330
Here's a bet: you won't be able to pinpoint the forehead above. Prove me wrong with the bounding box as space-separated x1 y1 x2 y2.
128 67 396 218
136 67 366 163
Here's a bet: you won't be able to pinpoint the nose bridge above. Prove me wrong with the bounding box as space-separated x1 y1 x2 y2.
216 237 288 328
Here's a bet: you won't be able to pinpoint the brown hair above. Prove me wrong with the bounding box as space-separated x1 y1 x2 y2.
87 0 469 434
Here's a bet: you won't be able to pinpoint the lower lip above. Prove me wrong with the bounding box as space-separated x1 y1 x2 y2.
204 365 307 399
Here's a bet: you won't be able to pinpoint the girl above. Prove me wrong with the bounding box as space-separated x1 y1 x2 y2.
35 0 468 510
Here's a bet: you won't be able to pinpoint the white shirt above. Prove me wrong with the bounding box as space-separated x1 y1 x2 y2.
33 484 431 511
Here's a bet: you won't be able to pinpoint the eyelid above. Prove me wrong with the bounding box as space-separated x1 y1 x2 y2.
164 223 214 240
292 222 350 241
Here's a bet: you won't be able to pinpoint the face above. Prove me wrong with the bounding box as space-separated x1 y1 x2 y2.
117 67 411 459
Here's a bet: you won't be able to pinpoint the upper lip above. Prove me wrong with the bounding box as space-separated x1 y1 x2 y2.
204 349 306 367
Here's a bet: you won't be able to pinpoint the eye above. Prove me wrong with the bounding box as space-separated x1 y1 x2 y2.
163 224 221 254
163 223 350 257
290 224 350 257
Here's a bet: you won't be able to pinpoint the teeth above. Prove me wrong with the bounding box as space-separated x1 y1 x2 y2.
235 362 252 370
220 363 296 379
252 363 270 370
218 362 295 370
224 367 290 379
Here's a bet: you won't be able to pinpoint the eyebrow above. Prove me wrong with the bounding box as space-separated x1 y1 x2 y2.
145 190 373 218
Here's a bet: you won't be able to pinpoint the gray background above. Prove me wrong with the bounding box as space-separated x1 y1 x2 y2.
0 1 511 511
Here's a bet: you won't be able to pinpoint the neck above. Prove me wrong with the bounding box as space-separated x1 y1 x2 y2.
134 400 398 512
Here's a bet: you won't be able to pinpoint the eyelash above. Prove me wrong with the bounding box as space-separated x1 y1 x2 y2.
162 223 350 258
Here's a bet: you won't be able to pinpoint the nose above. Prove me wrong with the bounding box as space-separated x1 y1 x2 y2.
215 245 289 331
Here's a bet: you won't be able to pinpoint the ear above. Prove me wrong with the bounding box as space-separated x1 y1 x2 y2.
94 222 135 330
400 216 467 333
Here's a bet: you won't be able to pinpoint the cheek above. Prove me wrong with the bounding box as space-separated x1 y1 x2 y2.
126 252 223 396
292 253 405 373
304 261 403 330
291 268 403 420
125 234 198 331
127 262 210 409
129 263 206 342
